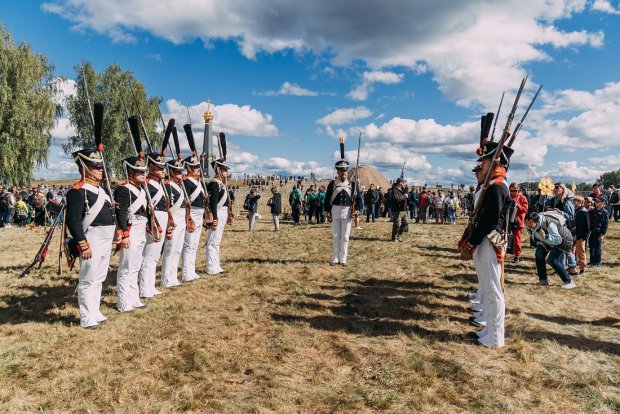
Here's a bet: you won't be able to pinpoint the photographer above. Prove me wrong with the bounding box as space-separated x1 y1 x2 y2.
390 178 409 242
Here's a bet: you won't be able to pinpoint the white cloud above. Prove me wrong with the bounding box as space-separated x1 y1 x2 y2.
588 154 620 169
164 99 278 137
51 78 77 142
42 0 607 107
262 82 319 96
347 70 404 101
591 0 620 15
542 160 605 183
316 106 372 126
338 142 432 172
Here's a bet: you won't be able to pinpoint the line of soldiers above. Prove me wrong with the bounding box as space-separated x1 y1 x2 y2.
66 124 231 329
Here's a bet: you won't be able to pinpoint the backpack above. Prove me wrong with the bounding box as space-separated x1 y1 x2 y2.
610 190 620 204
541 214 573 252
243 196 250 211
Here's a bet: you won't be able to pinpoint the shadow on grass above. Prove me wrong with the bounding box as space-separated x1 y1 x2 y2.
227 257 315 265
0 276 79 325
271 277 472 341
526 313 620 329
522 330 620 356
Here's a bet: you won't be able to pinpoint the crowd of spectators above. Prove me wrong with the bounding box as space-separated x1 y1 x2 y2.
0 185 67 229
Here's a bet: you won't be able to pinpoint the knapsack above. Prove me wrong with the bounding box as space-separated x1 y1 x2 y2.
243 196 250 211
610 190 620 204
541 214 573 252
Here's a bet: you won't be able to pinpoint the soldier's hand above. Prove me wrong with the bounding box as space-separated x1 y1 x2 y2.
81 248 92 260
211 219 219 230
121 237 130 249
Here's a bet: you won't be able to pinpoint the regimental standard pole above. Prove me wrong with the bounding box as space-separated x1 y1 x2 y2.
202 100 215 178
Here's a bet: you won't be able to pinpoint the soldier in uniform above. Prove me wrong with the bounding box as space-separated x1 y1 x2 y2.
459 141 513 348
325 139 357 266
160 156 193 288
65 148 116 329
206 158 231 275
181 154 205 282
139 151 174 298
115 156 149 312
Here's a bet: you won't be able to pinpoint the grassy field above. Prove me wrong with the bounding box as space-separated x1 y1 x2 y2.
0 192 618 413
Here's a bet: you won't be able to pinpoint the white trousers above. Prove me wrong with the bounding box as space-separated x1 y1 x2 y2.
331 205 352 264
206 206 228 274
272 214 280 230
181 208 203 281
139 210 168 297
78 225 115 328
473 238 505 347
117 217 147 311
248 211 257 230
160 208 186 287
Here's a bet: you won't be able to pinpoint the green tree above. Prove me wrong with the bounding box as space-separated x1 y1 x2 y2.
64 62 164 178
599 169 620 188
0 25 60 186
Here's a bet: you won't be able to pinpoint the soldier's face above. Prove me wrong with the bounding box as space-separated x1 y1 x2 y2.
131 171 146 183
86 165 104 181
337 169 347 180
150 165 165 179
475 159 490 183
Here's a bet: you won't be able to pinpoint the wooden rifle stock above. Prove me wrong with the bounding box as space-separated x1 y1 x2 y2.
20 206 65 278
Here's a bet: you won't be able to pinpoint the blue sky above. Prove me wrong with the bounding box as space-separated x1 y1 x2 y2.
3 0 620 185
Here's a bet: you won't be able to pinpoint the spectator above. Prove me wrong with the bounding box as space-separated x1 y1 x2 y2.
244 188 261 231
376 187 384 219
525 212 576 289
364 184 379 223
390 178 409 242
353 188 364 230
588 197 609 268
408 186 418 220
609 185 620 222
434 189 445 224
316 186 326 223
4 186 17 228
305 185 318 224
444 191 458 224
416 189 430 223
547 182 577 275
0 187 7 227
509 183 529 263
14 194 29 226
289 183 302 225
572 196 589 275
266 186 282 231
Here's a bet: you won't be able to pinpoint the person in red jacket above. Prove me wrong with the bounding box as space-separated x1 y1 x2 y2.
509 183 529 262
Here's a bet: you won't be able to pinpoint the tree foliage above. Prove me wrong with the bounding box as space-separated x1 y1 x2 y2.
64 62 164 178
0 25 60 186
599 169 620 188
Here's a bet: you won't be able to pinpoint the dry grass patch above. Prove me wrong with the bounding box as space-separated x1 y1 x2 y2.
0 191 619 413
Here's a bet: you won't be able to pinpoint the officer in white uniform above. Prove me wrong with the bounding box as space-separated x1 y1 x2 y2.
138 152 172 298
115 156 149 312
206 158 230 275
160 156 192 288
324 157 357 267
181 155 205 282
65 148 116 329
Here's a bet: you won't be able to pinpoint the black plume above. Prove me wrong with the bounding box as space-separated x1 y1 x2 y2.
219 132 227 160
162 118 175 155
482 112 494 139
183 123 196 154
94 103 104 150
339 136 345 159
171 126 181 159
128 116 143 156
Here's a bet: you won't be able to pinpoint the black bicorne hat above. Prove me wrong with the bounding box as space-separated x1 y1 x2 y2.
72 148 104 168
166 158 184 171
211 158 229 170
147 152 167 169
183 155 200 168
123 155 147 172
476 141 514 166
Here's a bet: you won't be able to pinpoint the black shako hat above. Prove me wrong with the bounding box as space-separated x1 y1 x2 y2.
476 141 514 166
72 148 104 168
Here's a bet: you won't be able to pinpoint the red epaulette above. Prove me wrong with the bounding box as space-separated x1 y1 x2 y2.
72 180 85 190
491 177 505 185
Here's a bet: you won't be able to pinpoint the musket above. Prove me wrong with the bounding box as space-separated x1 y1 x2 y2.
171 126 196 232
400 161 406 179
352 132 362 214
121 97 163 242
489 91 504 142
20 205 65 278
472 77 526 216
128 82 154 153
507 83 543 148
183 123 214 228
158 102 175 157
